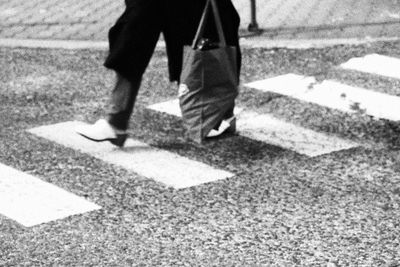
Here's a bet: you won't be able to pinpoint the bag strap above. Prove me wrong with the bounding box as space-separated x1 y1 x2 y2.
210 0 227 47
191 0 227 49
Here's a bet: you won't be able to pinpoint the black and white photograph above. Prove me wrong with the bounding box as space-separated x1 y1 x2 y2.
1 0 400 265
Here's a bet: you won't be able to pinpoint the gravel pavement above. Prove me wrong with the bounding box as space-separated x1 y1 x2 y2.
1 40 400 266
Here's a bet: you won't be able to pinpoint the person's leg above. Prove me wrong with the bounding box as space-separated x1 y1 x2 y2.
104 0 163 131
107 73 141 131
77 0 162 146
76 73 141 147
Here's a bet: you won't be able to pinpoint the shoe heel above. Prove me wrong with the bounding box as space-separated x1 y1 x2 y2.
225 117 236 134
110 134 128 147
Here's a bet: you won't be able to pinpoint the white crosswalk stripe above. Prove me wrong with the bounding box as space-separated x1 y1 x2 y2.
13 54 397 221
340 54 400 80
28 121 234 189
244 73 400 121
0 163 101 227
148 99 359 157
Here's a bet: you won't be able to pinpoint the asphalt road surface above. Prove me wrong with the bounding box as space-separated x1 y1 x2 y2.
1 40 400 266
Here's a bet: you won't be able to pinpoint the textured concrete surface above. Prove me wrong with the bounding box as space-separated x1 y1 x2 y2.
0 0 399 41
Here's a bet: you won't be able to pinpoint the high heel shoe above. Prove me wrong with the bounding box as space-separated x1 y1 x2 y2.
76 119 128 147
206 116 236 138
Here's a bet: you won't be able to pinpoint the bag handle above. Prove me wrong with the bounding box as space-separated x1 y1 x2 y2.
210 0 227 47
191 0 227 49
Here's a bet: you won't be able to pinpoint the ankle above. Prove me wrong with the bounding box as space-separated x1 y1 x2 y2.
111 124 127 135
106 120 127 134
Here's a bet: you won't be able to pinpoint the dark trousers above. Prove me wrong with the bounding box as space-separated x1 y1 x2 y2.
107 73 141 130
106 0 240 130
107 72 234 131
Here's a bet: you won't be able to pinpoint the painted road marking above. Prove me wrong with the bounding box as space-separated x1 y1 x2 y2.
245 73 400 121
0 163 100 227
237 112 358 157
341 54 400 80
150 99 183 117
149 99 243 117
148 99 359 157
28 122 234 189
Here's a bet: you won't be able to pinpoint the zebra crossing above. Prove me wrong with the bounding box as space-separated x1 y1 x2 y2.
1 53 400 227
28 121 234 189
340 54 400 80
245 73 400 121
0 163 101 227
148 99 359 157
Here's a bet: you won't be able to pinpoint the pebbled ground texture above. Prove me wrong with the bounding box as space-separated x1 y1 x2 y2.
1 40 400 265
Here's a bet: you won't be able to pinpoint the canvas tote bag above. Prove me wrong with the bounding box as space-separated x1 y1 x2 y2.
179 0 239 143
